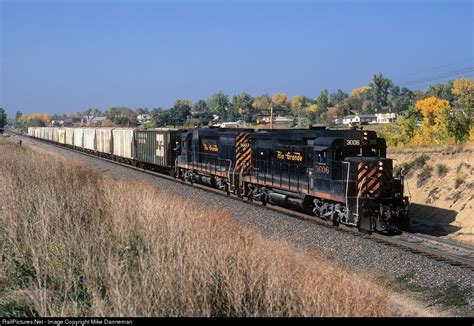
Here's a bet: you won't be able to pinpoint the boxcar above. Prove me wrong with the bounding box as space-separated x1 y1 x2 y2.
52 127 59 143
112 129 135 159
73 128 84 148
96 128 114 154
58 129 66 144
134 129 180 168
65 128 75 146
40 127 48 140
46 127 54 141
83 128 96 151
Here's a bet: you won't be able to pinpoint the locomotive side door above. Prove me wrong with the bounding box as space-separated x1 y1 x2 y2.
312 145 331 192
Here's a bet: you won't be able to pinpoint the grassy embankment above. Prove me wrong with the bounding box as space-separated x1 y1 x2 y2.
389 143 473 243
0 138 390 317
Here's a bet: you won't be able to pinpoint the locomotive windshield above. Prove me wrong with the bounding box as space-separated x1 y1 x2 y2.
344 145 382 157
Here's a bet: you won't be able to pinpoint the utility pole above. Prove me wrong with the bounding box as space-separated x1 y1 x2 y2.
270 106 273 129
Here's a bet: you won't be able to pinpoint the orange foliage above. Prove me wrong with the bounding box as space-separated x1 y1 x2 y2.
414 96 450 126
20 113 51 125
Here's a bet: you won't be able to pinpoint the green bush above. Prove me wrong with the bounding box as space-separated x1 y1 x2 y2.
454 173 467 189
394 154 431 177
417 165 433 187
436 163 449 177
413 154 430 168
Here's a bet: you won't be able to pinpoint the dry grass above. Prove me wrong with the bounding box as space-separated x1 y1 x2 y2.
0 139 391 316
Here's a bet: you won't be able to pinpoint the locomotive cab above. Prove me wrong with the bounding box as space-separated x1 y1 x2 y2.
340 133 409 232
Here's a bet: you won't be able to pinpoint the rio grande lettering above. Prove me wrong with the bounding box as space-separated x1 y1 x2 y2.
203 143 219 152
276 150 303 162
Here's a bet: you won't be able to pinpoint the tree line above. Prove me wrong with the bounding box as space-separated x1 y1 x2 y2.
380 78 473 145
3 74 473 144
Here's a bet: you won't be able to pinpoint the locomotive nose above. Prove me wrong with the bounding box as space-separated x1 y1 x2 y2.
354 158 393 198
356 160 384 197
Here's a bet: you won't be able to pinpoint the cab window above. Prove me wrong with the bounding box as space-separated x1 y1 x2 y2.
317 150 327 164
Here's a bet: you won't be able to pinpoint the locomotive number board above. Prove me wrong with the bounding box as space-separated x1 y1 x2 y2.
345 139 361 146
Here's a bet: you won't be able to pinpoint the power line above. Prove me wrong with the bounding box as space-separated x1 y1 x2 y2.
399 66 474 87
391 59 474 80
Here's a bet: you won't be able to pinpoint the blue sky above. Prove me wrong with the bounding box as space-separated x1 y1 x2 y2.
1 0 473 116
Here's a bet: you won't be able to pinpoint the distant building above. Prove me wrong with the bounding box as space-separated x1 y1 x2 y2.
51 120 64 127
90 117 106 126
342 114 377 125
334 117 343 125
375 109 397 124
261 116 294 125
63 118 74 127
82 116 106 126
219 120 246 128
273 116 294 125
137 114 151 124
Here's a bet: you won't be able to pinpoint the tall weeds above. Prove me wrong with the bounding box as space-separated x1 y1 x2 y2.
0 139 390 316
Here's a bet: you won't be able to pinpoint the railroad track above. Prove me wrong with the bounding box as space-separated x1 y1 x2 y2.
13 133 474 272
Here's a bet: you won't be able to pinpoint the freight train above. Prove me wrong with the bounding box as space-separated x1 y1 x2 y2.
27 126 410 233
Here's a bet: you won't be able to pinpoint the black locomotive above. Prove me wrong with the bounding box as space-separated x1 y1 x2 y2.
175 127 410 233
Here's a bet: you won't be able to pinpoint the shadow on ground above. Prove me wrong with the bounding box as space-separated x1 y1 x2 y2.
409 203 460 236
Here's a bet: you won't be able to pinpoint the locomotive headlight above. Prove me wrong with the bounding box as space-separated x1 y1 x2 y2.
378 161 383 166
378 161 383 171
363 132 368 136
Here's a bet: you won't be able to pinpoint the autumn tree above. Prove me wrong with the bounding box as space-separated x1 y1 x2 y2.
452 78 474 110
271 93 287 106
351 86 371 98
252 94 272 119
396 105 419 143
271 93 289 115
290 95 309 126
412 96 451 144
305 104 320 122
290 95 308 116
20 113 51 127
